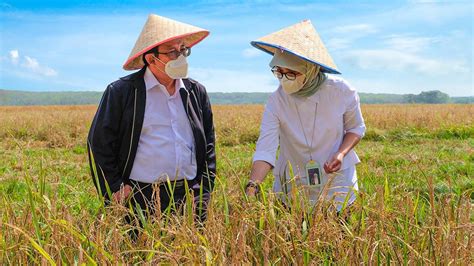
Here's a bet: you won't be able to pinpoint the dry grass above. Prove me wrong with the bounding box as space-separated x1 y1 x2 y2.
0 105 93 149
362 104 473 129
0 104 473 264
1 104 472 148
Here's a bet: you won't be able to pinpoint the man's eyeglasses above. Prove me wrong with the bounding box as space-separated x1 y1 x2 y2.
158 47 191 59
271 66 297 80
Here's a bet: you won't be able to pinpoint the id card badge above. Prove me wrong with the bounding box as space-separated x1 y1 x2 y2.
305 160 322 185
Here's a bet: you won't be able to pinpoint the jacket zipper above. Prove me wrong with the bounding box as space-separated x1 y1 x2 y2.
184 88 190 118
122 88 137 177
183 86 199 168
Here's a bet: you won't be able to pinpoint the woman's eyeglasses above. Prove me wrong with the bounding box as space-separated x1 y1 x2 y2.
271 66 297 80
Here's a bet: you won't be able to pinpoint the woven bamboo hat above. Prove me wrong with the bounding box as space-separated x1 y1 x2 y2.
123 14 209 70
251 19 340 74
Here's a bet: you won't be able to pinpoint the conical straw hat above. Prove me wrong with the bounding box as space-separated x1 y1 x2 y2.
251 20 340 74
123 14 209 70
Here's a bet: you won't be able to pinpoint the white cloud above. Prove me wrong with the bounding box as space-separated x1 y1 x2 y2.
326 24 378 51
341 49 469 75
332 24 378 34
242 48 261 58
3 50 58 78
349 77 404 94
22 56 58 77
407 0 458 3
376 2 471 25
326 38 353 51
9 50 19 64
350 75 473 96
189 67 277 92
384 35 439 53
275 3 336 13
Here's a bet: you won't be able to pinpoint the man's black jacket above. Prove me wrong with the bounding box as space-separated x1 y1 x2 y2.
87 67 216 200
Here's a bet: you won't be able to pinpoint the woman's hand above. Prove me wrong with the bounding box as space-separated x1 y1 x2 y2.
324 152 344 174
246 160 272 197
245 185 258 197
112 184 132 203
324 133 361 174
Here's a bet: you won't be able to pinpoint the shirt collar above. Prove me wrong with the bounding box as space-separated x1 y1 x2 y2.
144 67 163 91
169 79 185 99
144 67 185 97
175 78 185 92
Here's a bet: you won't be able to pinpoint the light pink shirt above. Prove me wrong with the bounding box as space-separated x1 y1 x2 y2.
129 67 196 183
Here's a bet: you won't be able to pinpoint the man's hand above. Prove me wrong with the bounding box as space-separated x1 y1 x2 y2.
112 184 132 203
324 152 344 174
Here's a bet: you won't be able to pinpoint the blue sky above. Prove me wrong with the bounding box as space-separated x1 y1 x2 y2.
0 0 472 96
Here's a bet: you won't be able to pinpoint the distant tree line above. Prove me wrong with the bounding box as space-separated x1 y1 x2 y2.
404 90 450 104
0 89 472 106
0 90 103 106
360 90 461 104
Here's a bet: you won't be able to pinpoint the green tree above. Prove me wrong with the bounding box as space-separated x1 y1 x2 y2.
416 90 450 103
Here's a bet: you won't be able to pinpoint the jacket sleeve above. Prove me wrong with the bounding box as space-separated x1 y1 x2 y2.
200 87 216 192
87 83 124 199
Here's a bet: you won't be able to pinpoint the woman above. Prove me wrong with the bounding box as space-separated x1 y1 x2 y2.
246 20 366 211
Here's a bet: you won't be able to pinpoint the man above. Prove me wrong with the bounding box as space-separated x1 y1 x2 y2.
87 14 216 223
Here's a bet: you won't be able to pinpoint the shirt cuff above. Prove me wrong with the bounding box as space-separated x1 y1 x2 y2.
346 125 366 138
253 151 276 168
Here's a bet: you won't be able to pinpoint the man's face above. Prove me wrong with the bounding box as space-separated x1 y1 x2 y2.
144 37 192 79
156 38 187 63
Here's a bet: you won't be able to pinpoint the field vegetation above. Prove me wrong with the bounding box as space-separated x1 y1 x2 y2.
1 104 473 264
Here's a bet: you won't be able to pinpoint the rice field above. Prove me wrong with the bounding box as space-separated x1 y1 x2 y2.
1 104 473 264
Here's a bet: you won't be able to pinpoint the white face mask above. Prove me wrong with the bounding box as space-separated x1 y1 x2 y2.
280 74 306 94
154 54 189 79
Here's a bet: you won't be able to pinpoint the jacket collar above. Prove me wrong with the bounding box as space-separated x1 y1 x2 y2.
119 67 147 94
120 67 146 81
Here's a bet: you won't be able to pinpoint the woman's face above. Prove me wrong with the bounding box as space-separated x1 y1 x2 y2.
275 66 302 76
271 66 303 81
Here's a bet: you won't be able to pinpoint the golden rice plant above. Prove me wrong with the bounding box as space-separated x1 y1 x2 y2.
0 104 473 264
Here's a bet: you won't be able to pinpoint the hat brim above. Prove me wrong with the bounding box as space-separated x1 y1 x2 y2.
251 41 341 74
123 31 209 70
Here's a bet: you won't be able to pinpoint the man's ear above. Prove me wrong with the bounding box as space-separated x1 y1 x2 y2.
144 53 154 65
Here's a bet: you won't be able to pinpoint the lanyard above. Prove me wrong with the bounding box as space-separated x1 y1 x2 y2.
293 98 318 161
